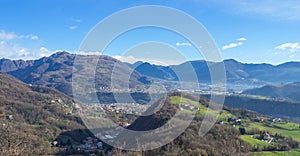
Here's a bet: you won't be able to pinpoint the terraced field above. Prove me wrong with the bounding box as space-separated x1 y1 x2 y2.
248 122 300 142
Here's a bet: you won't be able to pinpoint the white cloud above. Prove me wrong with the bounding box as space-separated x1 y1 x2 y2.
176 42 192 47
19 48 27 53
289 54 295 58
39 47 53 57
275 42 300 52
113 55 137 63
0 30 16 40
18 48 29 57
0 42 53 59
69 18 81 31
69 26 78 30
71 18 82 23
0 30 54 60
0 30 39 40
30 35 39 40
222 42 243 50
222 37 247 50
77 51 101 55
113 55 183 65
237 37 247 41
19 34 39 40
40 47 49 52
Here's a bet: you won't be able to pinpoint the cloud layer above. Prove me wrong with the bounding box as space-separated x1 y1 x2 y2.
275 42 300 52
222 37 247 50
274 42 300 58
176 42 192 47
237 37 247 41
113 55 184 66
0 30 53 60
69 26 78 30
0 30 38 40
222 42 243 50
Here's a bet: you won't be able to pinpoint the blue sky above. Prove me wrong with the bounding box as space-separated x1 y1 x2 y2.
1 0 300 65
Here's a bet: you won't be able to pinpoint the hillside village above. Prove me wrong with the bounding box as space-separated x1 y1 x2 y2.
1 71 300 155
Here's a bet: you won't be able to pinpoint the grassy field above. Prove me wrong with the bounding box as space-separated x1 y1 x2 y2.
240 135 270 148
169 96 235 120
218 110 237 121
273 122 300 131
169 96 198 106
170 95 300 154
248 122 300 142
170 96 212 116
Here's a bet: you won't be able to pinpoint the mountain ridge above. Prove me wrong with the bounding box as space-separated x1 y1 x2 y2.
0 72 89 155
242 82 300 102
0 52 150 99
128 58 300 85
2 51 300 97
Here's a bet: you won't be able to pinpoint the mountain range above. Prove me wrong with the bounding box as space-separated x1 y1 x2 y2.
0 52 150 99
2 51 300 98
242 82 300 102
129 59 300 85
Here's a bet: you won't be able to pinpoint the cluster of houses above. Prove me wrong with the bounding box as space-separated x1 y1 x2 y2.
261 132 274 143
52 136 109 154
76 137 103 151
272 117 284 123
180 103 199 112
47 98 78 115
100 103 149 115
97 86 166 93
218 117 242 127
248 132 275 144
217 116 290 145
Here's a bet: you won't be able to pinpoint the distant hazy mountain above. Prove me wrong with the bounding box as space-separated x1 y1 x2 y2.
129 61 178 81
242 82 300 102
0 52 150 98
2 52 300 98
130 59 300 84
0 58 33 72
